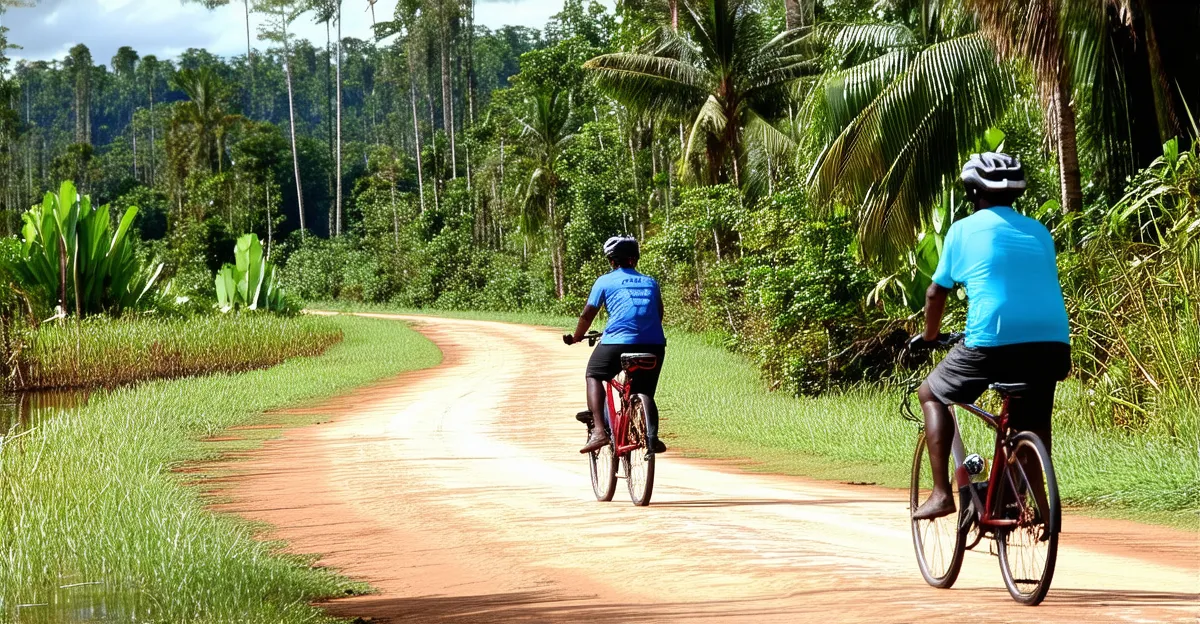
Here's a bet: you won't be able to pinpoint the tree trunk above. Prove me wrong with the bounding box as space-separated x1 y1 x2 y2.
148 81 156 185
325 20 336 235
1054 73 1082 214
439 0 456 178
244 0 254 116
410 76 426 212
283 30 307 236
668 0 678 30
784 0 800 30
335 3 344 236
548 192 564 298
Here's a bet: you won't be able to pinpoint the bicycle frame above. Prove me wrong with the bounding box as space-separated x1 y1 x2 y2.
949 398 1022 530
604 375 640 457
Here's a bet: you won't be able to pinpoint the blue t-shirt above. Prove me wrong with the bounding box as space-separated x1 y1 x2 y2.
932 207 1070 348
587 268 666 345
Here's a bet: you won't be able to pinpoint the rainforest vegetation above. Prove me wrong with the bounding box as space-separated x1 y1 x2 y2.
0 0 1196 467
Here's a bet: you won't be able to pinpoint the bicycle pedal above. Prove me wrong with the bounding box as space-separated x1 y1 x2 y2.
575 410 593 425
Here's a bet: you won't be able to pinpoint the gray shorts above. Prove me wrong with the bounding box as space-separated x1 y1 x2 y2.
926 342 1071 430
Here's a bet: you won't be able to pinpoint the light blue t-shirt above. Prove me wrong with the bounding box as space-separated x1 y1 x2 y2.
931 207 1070 348
587 267 666 345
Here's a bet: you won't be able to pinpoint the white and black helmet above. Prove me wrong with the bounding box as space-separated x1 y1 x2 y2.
961 152 1026 199
603 235 639 260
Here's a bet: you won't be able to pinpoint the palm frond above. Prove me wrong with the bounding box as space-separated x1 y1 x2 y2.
584 53 710 118
810 34 1012 264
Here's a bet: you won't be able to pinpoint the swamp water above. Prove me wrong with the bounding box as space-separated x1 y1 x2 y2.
2 390 150 623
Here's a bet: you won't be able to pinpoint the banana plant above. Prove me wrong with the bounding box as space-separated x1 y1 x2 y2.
214 234 290 313
0 181 163 317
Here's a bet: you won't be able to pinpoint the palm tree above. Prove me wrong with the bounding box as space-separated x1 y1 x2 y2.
180 0 256 114
169 68 241 174
519 90 578 299
311 0 345 235
584 0 813 186
805 5 1011 264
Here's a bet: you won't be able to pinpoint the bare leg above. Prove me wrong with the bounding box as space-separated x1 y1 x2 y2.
580 378 610 453
913 382 957 520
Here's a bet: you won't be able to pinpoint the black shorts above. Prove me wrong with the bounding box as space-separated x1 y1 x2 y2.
926 341 1071 430
586 343 666 397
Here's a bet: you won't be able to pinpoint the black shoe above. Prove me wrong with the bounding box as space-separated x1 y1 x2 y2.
575 410 592 425
650 437 667 454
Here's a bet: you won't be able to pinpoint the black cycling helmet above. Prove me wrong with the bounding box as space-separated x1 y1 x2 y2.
961 152 1026 202
603 235 639 260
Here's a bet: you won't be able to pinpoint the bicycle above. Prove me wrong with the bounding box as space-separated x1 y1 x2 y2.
571 330 660 506
903 334 1060 606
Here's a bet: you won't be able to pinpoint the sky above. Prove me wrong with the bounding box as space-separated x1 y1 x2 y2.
2 0 574 65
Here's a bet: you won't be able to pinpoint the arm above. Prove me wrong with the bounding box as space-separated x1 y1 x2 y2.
566 305 600 344
922 283 951 340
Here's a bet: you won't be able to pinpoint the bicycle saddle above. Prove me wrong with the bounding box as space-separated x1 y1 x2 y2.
990 382 1030 396
620 353 658 372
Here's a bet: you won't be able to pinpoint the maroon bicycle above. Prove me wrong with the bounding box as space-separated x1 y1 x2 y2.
906 334 1060 605
574 331 659 506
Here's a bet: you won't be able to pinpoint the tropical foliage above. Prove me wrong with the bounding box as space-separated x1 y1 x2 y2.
214 233 291 312
1 182 162 317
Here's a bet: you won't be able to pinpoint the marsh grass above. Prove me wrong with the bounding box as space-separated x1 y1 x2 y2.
9 315 343 391
0 315 442 623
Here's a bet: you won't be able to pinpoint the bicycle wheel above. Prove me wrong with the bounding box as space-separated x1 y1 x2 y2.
910 431 967 589
622 394 656 506
588 422 617 502
997 431 1059 605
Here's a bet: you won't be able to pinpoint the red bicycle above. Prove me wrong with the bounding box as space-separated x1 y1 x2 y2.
574 331 659 506
905 334 1060 605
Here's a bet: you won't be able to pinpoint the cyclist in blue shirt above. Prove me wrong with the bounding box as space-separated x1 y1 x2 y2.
564 236 668 455
910 153 1071 520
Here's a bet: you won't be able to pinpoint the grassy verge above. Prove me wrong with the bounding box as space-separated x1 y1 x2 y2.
9 314 344 391
318 305 1198 529
0 314 442 623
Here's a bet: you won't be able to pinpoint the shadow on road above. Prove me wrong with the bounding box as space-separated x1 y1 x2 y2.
325 590 800 623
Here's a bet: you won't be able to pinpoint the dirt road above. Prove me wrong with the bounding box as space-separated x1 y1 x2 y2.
225 314 1199 622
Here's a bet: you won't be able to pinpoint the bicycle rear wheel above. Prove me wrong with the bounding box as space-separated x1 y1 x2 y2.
588 419 617 502
997 431 1059 605
622 394 656 506
910 431 967 589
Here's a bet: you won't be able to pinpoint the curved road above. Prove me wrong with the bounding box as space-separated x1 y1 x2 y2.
224 314 1199 622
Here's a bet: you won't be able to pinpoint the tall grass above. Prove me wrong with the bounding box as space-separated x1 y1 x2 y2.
0 315 442 623
7 315 343 391
659 332 1198 520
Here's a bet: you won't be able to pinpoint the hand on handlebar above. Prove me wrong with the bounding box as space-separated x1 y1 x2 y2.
563 334 576 345
907 332 963 353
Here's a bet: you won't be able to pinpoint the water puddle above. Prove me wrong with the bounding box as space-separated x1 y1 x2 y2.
8 582 150 623
0 389 95 437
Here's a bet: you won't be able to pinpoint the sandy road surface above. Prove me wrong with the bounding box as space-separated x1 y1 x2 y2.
223 314 1199 622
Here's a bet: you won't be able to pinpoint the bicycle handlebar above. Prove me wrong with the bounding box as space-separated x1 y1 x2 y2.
563 331 604 347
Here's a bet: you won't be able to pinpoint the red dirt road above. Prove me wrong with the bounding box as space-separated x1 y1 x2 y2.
224 314 1199 622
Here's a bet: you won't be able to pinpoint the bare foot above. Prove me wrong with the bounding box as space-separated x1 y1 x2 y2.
912 491 956 520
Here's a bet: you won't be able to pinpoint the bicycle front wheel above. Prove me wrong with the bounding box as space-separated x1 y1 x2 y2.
997 431 1059 606
622 394 656 506
910 430 967 589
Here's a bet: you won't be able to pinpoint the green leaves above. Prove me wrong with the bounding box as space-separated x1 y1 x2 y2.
214 234 292 313
810 33 1012 266
0 181 162 318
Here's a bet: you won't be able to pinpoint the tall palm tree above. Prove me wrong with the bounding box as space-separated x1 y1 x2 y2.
169 68 241 174
584 0 813 186
519 90 578 298
180 0 256 114
805 5 1011 265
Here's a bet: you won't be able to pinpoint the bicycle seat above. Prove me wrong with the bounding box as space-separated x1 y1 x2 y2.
990 382 1030 396
620 353 658 373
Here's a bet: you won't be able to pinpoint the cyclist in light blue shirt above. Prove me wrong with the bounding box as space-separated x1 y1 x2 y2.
910 153 1072 520
564 236 667 455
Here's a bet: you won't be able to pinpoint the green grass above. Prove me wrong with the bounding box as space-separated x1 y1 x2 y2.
316 305 1198 528
9 314 344 391
0 314 442 623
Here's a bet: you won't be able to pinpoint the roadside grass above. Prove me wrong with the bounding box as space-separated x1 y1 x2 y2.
9 314 343 391
316 306 1198 528
0 314 442 623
